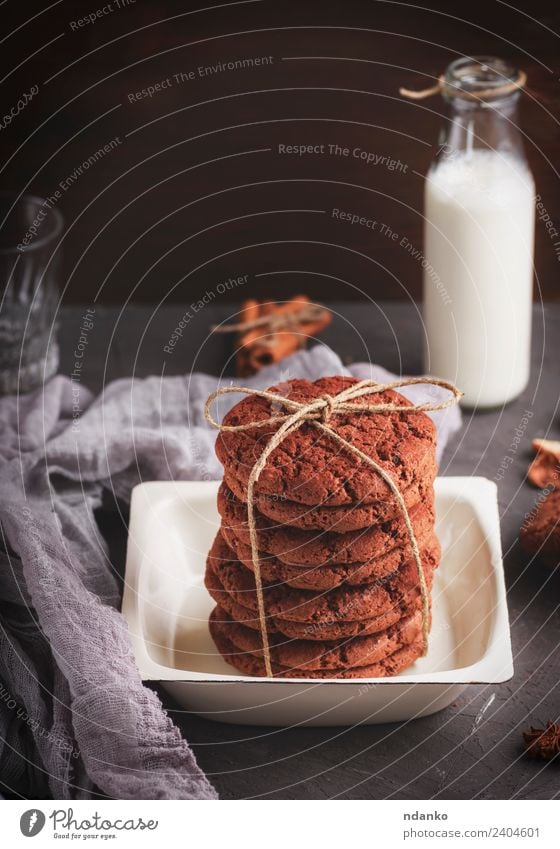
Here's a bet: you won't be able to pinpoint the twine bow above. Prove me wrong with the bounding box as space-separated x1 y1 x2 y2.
205 378 462 677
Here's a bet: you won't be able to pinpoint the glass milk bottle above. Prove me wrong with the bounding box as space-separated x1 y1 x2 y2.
423 57 535 408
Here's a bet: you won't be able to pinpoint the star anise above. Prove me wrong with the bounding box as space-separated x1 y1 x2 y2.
523 720 560 760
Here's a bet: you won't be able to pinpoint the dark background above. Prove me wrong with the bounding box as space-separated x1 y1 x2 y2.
1 0 559 305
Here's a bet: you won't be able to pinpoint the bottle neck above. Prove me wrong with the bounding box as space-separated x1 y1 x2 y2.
439 95 525 159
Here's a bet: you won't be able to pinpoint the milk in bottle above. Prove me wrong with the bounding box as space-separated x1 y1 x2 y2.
423 57 535 408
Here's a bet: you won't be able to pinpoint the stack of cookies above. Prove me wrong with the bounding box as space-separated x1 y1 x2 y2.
205 376 440 678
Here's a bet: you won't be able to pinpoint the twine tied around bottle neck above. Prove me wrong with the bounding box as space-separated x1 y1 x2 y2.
205 378 462 677
400 69 526 101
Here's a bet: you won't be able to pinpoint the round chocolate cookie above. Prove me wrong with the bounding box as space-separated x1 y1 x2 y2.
215 376 436 507
205 543 429 639
210 608 425 678
218 482 435 565
520 488 560 567
209 606 424 672
223 462 436 532
205 532 435 624
224 526 441 591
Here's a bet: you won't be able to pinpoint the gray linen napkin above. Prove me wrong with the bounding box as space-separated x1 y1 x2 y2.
0 344 460 799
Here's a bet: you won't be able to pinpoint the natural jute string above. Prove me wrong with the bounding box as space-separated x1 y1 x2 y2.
205 378 462 677
210 302 328 335
400 69 526 101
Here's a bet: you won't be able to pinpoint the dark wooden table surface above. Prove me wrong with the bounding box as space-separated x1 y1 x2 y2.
59 301 560 800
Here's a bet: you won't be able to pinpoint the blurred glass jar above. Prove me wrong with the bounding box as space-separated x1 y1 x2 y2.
0 193 63 394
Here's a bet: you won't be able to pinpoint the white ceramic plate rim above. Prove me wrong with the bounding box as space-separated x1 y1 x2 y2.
122 477 513 686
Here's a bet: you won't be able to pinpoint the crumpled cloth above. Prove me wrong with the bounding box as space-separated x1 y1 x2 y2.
0 344 461 799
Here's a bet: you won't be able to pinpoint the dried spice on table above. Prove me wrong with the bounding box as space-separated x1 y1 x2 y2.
211 295 332 376
523 721 560 761
528 438 560 489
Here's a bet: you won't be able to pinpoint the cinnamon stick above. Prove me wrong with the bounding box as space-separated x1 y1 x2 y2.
233 299 261 376
234 296 331 376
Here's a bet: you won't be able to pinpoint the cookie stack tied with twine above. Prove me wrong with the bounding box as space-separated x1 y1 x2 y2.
204 376 461 678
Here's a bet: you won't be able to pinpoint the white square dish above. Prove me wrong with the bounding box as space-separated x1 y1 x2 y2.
122 478 513 726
